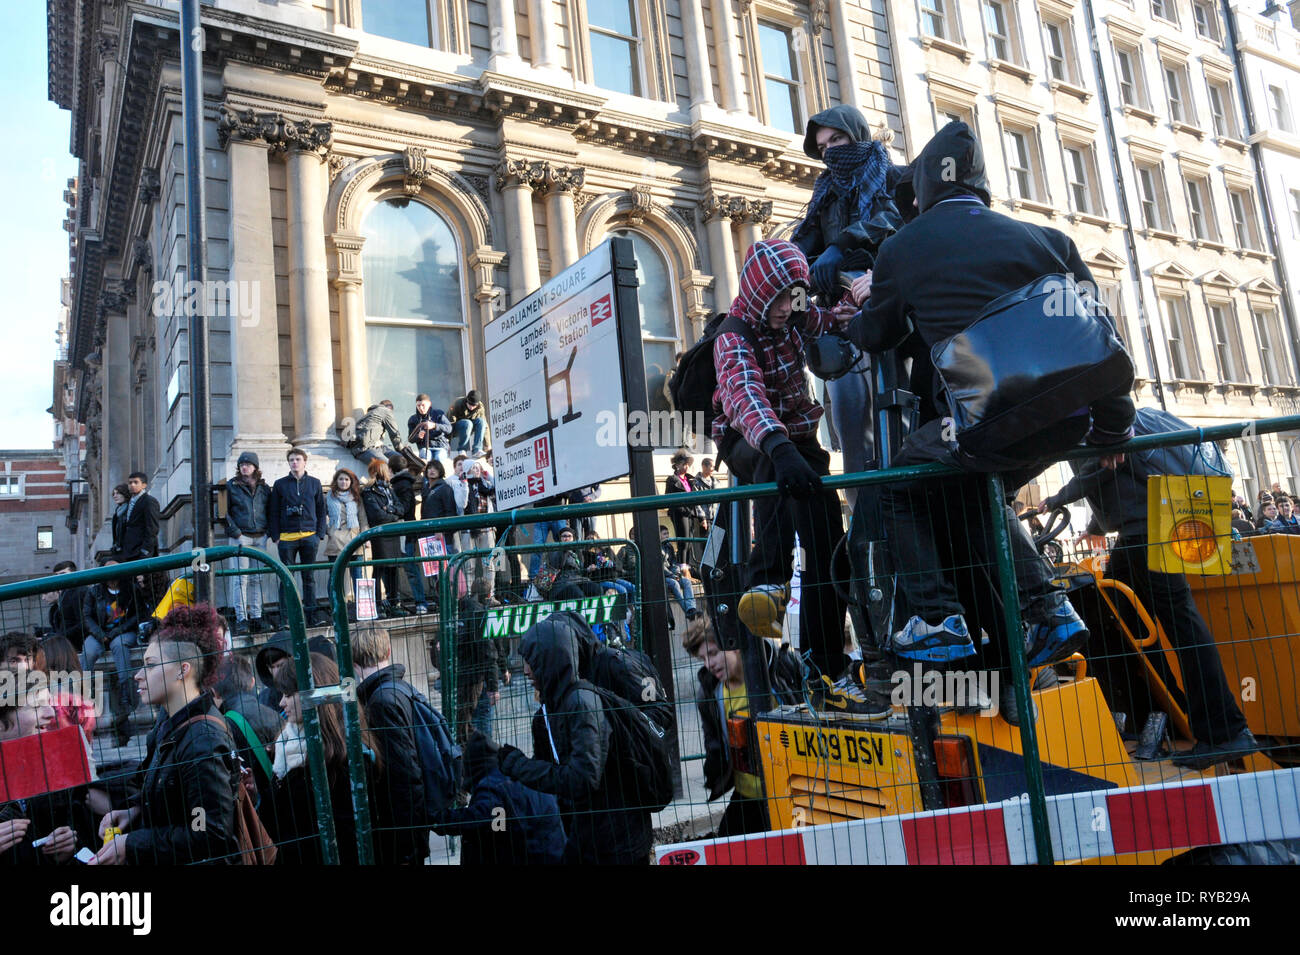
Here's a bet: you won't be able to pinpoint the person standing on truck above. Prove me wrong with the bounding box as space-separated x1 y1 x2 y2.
1039 408 1258 769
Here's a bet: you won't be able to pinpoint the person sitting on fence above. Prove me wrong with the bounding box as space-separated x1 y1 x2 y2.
212 652 283 806
494 614 654 865
0 667 95 865
92 604 240 865
660 526 701 624
432 732 564 865
352 626 431 865
682 615 803 837
264 651 377 865
448 390 487 458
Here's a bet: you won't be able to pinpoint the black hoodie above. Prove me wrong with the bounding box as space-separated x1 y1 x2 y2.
498 615 652 864
847 121 1134 442
794 105 906 267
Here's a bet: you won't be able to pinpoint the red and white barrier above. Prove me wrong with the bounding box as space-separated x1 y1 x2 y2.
655 767 1300 865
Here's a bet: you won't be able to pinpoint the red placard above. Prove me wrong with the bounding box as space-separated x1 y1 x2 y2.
0 725 92 801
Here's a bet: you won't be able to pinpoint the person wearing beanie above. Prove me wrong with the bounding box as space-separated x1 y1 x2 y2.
449 390 487 458
226 451 272 635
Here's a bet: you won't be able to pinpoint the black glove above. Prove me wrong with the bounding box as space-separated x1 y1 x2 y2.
765 436 822 499
811 245 845 297
497 742 520 771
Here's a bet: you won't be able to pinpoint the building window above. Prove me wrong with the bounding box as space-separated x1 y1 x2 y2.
611 230 681 429
1207 80 1239 139
1164 65 1194 124
588 0 644 97
1184 176 1217 241
1209 303 1244 381
1193 0 1220 41
359 0 438 48
921 0 953 39
1003 127 1043 201
1289 188 1300 237
1043 20 1075 83
1116 46 1147 109
1137 162 1172 230
1064 144 1100 214
756 21 804 134
984 0 1011 59
1103 283 1131 352
1269 85 1293 133
362 198 467 417
36 526 54 552
1229 188 1262 250
1162 295 1200 379
1255 308 1291 384
939 104 976 129
0 475 21 497
1151 0 1178 25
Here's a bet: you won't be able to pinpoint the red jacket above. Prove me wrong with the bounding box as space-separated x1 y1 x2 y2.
711 239 838 451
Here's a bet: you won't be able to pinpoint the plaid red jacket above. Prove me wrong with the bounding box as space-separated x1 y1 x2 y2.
711 240 838 450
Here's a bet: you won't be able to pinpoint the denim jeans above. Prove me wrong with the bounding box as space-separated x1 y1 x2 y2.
404 537 427 605
235 534 266 621
451 418 485 454
277 536 321 613
530 519 573 576
82 628 141 717
471 691 494 737
665 575 696 615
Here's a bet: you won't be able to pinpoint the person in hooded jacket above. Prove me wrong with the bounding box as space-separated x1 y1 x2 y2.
495 614 653 864
361 458 409 619
710 239 887 719
388 454 431 614
225 451 272 635
794 106 908 493
845 120 1135 672
433 733 565 864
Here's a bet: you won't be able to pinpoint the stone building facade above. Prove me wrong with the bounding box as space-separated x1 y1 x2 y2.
47 0 1300 564
0 450 75 586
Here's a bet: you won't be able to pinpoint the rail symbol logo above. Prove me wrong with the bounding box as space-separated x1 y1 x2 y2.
590 293 612 326
527 471 545 496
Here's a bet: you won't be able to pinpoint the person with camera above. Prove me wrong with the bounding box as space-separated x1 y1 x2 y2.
268 448 328 626
408 393 453 465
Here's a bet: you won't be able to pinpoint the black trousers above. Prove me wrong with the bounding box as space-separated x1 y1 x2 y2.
884 419 1057 631
716 433 847 681
717 793 769 838
1107 537 1249 746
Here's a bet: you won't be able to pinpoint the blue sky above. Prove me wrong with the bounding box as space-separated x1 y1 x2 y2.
0 4 79 448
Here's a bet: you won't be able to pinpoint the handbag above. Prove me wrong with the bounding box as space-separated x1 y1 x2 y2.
931 228 1134 461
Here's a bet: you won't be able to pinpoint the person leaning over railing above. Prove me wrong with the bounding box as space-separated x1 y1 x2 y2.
91 604 240 865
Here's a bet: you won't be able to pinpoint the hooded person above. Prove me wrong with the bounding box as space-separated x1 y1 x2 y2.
495 614 653 864
253 631 337 710
707 239 889 719
843 120 1135 692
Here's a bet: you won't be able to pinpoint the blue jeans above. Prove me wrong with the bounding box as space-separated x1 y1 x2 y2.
665 575 696 615
404 537 427 605
451 418 485 454
82 628 141 717
234 534 266 621
471 691 494 737
530 519 573 576
277 536 321 612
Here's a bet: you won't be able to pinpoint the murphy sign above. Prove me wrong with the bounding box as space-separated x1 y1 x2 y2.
481 594 629 639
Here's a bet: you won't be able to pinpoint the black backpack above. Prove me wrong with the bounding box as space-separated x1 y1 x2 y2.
586 682 675 814
668 313 761 416
591 644 675 737
394 683 464 818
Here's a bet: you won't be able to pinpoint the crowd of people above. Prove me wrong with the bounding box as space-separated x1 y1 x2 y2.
1232 486 1300 537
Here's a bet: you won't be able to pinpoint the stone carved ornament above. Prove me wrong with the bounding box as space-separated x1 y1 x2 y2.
217 106 332 155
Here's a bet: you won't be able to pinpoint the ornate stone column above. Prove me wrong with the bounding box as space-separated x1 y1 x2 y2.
530 0 562 69
469 247 507 389
496 158 543 301
486 0 521 70
538 164 584 272
277 118 336 446
101 290 133 493
702 191 740 310
329 234 368 422
736 198 773 260
680 0 717 111
711 0 749 114
218 107 289 462
829 0 864 111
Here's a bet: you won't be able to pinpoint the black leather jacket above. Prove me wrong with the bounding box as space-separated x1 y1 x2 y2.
126 692 240 864
226 478 272 537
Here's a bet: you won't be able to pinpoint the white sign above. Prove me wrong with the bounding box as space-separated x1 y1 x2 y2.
484 241 631 508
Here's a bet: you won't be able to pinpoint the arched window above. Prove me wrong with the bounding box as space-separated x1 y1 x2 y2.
362 198 467 415
610 229 679 419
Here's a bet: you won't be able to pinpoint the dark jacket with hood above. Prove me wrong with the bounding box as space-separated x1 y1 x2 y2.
795 105 906 268
432 735 565 864
357 404 405 452
389 464 421 522
421 475 459 521
696 641 803 801
254 632 337 710
498 615 652 864
711 239 844 453
356 663 429 864
226 475 272 537
847 121 1135 455
126 691 241 864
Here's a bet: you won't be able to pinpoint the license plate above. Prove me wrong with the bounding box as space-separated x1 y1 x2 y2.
775 725 898 773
